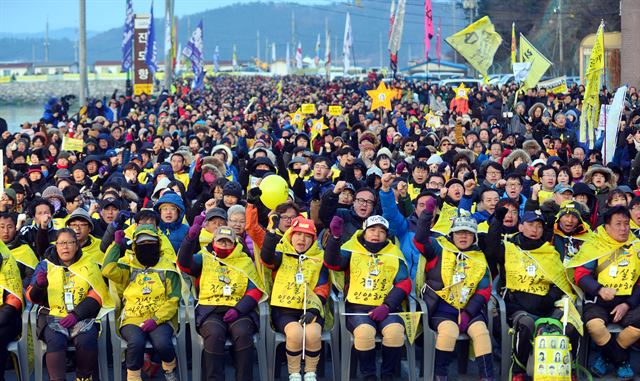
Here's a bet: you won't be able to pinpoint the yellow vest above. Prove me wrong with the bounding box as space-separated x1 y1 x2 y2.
342 232 405 306
0 249 24 309
433 237 488 309
407 183 422 201
52 216 69 230
270 233 324 313
538 190 553 204
199 229 214 250
8 242 38 270
46 255 113 318
198 245 265 307
432 202 459 235
504 241 575 299
119 255 178 326
567 229 640 296
81 235 104 266
174 172 190 189
477 221 489 233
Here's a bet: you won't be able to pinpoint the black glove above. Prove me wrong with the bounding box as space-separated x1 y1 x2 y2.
247 187 262 205
414 211 434 245
493 207 508 225
310 184 322 201
299 309 319 324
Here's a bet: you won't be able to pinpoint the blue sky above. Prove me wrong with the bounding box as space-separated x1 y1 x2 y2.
0 0 330 34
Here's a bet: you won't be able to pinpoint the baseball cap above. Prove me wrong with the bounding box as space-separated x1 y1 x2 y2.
363 215 389 231
100 197 121 209
553 184 573 194
65 208 95 230
213 226 237 244
290 216 317 238
521 210 545 224
450 216 478 234
205 207 227 222
135 232 159 244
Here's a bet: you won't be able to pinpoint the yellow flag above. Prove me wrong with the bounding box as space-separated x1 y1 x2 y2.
555 296 584 336
519 34 552 90
579 22 605 149
397 311 422 345
445 16 502 81
511 22 516 66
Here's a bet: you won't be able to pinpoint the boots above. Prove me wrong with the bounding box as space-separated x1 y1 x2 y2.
204 351 226 381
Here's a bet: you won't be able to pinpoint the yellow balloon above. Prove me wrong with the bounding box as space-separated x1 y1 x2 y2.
259 175 289 210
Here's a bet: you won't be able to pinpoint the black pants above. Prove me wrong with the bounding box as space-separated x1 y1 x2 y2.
43 324 99 380
584 301 640 364
120 323 175 371
197 313 257 381
0 316 19 381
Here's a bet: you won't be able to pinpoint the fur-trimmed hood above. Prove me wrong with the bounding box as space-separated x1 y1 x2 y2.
502 149 531 170
454 149 476 164
248 146 276 167
201 156 226 179
522 139 542 153
583 165 616 190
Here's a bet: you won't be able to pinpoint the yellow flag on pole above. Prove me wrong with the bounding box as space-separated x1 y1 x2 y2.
519 34 552 90
445 16 502 82
555 296 584 336
579 22 605 149
511 22 516 66
397 312 422 345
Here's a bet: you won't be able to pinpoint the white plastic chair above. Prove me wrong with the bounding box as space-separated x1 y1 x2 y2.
486 291 510 381
108 306 188 381
6 302 31 381
264 295 341 381
30 305 109 381
338 298 417 381
188 301 268 380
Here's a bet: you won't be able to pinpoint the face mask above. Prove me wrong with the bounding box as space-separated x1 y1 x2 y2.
203 172 216 184
49 198 61 213
135 243 160 267
213 245 233 257
253 169 269 178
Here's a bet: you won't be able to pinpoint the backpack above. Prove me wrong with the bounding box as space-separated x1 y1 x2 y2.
532 318 572 381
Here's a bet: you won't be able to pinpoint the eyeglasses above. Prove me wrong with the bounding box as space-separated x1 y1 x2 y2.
486 170 501 176
280 215 296 222
228 219 245 225
56 241 77 247
428 181 445 188
314 165 329 170
68 223 89 229
355 198 375 206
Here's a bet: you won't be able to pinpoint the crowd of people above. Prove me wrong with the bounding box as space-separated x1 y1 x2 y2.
0 73 639 381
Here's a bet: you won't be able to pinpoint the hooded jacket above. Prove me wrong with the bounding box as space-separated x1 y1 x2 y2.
154 192 189 252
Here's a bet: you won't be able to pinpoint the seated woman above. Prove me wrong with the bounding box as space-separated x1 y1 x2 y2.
27 228 112 381
103 225 181 381
0 240 26 381
261 216 329 381
177 217 265 381
325 215 411 381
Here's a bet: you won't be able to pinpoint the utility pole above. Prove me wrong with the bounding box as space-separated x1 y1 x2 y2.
291 11 296 49
257 30 260 61
164 0 174 91
44 17 49 63
558 0 564 75
79 0 88 104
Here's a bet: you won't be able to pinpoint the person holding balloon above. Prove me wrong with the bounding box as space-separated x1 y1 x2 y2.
260 215 329 381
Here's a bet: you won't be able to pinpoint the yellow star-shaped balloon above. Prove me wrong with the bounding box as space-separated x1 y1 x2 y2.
426 112 441 129
289 108 305 131
453 83 469 100
366 81 394 111
310 119 328 140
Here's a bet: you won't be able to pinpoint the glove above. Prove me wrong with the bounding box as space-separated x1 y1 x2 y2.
118 211 131 227
188 215 206 239
267 214 280 231
195 156 203 172
493 207 509 224
114 230 126 245
299 309 319 324
310 184 322 201
59 312 79 329
424 197 438 214
223 308 240 323
396 161 407 175
459 311 471 333
369 304 390 322
247 187 262 205
36 271 48 287
140 318 158 333
98 166 109 178
329 216 344 238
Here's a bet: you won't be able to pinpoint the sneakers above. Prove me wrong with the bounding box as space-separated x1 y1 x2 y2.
616 361 634 380
303 372 317 381
164 369 179 381
590 352 609 377
289 373 302 381
511 373 525 381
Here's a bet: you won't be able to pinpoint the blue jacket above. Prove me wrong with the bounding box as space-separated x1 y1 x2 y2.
380 189 421 281
459 195 491 223
154 191 189 252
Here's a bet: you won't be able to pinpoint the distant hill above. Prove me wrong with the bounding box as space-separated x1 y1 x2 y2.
0 1 463 68
0 28 99 40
